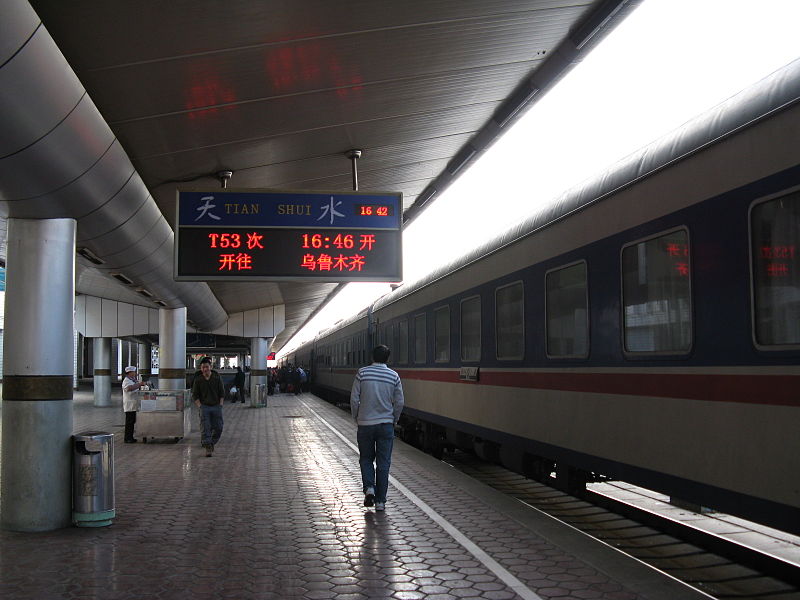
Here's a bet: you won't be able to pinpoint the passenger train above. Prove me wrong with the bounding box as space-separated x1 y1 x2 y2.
285 59 800 535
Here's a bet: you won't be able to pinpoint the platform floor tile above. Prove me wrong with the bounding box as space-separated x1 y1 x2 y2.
0 390 707 599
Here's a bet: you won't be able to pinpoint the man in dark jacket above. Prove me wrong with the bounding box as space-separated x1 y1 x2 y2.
192 356 225 457
234 366 246 403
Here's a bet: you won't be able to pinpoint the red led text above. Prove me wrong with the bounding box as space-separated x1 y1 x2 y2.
760 246 795 277
760 245 795 259
219 253 253 271
665 242 690 277
301 253 366 272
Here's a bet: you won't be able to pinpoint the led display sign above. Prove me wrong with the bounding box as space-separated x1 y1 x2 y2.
175 189 402 282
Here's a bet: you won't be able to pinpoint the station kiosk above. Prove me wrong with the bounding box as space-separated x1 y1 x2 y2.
136 389 192 442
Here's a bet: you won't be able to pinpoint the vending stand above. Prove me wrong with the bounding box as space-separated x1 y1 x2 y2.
135 389 192 442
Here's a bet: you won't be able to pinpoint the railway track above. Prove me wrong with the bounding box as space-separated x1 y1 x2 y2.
441 449 800 599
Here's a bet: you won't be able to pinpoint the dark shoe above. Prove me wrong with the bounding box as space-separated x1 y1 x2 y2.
364 487 375 507
375 502 385 512
124 439 137 444
205 444 213 457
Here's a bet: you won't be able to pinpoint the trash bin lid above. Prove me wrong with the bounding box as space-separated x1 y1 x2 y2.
73 431 113 442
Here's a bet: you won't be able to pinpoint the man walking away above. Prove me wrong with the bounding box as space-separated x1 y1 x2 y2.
351 345 404 511
192 356 225 457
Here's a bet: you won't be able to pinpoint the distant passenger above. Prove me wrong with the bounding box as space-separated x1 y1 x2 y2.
192 356 225 457
122 365 146 443
234 366 246 403
291 366 302 395
350 345 404 512
299 367 309 393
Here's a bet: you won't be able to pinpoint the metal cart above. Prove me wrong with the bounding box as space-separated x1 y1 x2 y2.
135 389 192 442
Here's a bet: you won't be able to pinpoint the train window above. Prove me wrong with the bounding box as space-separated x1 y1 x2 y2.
460 295 481 361
414 313 426 363
398 320 409 364
496 281 524 360
387 323 397 365
621 229 692 354
751 191 800 346
434 306 450 362
546 262 589 358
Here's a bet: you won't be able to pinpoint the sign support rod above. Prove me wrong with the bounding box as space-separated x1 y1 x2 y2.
346 149 362 191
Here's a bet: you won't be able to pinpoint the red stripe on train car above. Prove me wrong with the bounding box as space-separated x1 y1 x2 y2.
390 369 800 407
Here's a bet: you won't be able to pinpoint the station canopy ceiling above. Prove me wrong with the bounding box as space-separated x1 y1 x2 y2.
5 0 638 352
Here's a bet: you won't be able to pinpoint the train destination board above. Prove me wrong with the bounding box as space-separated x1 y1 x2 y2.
175 189 402 282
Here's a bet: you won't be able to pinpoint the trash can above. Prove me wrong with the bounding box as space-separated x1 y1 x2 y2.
251 383 267 408
72 432 115 527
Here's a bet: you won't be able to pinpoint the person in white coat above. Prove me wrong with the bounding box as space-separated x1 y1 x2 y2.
122 365 146 443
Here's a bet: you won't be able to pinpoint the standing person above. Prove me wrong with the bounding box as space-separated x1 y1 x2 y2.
351 345 404 512
291 366 302 395
191 356 225 457
122 365 145 443
234 366 246 403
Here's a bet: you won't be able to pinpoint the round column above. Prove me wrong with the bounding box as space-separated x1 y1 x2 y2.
93 337 112 407
250 337 267 405
159 308 187 390
138 342 152 378
1 218 75 531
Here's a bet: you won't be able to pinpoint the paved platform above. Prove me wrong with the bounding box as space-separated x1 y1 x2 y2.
0 389 709 600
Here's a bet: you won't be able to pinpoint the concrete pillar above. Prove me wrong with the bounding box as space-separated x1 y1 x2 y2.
93 337 112 407
74 332 83 390
138 342 152 378
1 218 75 531
250 337 268 405
159 308 187 391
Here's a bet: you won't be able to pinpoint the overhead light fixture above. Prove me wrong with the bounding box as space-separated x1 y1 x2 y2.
153 300 167 307
136 288 154 298
111 272 134 285
494 82 540 128
569 0 626 49
416 188 437 206
446 145 477 176
77 247 105 265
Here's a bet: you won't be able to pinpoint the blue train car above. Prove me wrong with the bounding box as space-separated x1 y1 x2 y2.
292 59 800 535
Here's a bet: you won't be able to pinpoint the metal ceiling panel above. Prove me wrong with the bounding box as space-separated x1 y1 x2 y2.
7 0 639 351
76 15 568 122
33 1 591 69
139 103 489 200
107 70 512 160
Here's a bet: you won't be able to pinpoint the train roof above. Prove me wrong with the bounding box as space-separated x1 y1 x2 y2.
373 57 800 312
316 305 371 341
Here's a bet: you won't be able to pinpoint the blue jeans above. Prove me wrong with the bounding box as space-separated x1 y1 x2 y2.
200 404 223 446
357 422 395 503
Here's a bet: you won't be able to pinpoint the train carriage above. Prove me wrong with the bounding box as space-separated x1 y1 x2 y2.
289 58 800 535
